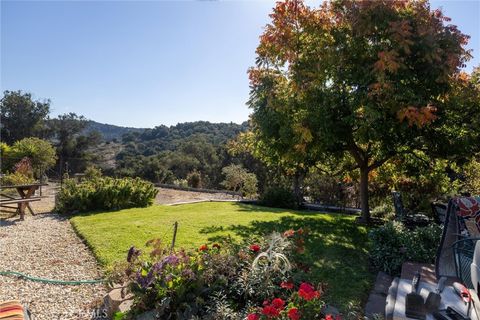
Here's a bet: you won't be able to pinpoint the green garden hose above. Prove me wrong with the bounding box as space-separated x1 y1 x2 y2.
0 271 105 285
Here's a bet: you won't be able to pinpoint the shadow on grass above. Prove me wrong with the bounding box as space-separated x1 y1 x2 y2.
232 202 331 216
200 204 373 308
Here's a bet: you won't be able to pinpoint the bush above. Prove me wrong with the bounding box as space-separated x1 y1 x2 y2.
84 166 103 180
186 170 202 188
370 203 395 220
0 171 35 186
55 177 158 214
369 221 442 275
260 186 297 209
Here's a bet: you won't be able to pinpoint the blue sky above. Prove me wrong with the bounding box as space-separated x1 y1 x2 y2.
1 0 479 128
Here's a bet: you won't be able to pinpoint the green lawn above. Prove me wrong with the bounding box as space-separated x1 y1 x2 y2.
71 202 373 309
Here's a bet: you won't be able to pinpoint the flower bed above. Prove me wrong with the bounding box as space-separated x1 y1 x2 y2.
112 229 340 319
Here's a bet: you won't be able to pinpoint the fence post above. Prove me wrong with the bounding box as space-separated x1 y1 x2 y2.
171 221 178 252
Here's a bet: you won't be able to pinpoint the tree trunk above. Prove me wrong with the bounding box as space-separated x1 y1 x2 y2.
58 155 64 182
359 165 370 223
293 171 304 208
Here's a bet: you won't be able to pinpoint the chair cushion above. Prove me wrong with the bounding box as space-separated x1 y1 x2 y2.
0 301 24 320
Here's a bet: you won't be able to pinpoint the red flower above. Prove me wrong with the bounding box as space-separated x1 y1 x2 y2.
325 315 333 320
262 305 280 318
199 244 208 251
288 308 301 320
247 314 260 320
271 298 285 310
212 243 221 250
284 229 295 237
298 282 320 301
280 281 294 289
296 228 304 235
250 244 261 252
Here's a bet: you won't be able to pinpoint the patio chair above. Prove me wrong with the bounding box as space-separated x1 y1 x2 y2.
436 197 480 286
391 191 431 228
0 301 31 320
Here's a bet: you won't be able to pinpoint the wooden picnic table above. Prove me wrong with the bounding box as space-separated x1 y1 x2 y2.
0 183 48 220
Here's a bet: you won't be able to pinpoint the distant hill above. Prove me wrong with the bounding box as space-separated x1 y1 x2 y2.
83 121 146 141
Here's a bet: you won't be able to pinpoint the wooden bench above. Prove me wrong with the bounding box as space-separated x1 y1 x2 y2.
0 197 41 220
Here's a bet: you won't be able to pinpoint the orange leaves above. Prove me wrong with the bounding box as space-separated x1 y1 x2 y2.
248 68 263 87
455 71 471 84
397 104 438 128
389 20 414 54
374 50 400 74
257 0 310 62
368 82 392 97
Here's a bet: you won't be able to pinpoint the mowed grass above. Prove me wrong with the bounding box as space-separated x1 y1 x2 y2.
70 202 373 308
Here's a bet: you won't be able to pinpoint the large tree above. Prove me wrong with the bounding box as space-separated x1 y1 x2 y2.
0 90 50 144
248 0 477 222
49 113 88 177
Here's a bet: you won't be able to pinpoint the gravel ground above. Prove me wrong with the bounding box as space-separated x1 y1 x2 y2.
155 187 241 204
0 214 107 320
0 184 239 319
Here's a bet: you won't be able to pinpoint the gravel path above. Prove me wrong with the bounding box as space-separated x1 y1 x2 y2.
155 187 241 204
0 214 107 320
0 185 239 319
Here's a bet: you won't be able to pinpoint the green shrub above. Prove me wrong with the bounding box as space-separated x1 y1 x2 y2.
186 170 202 188
370 203 395 220
0 171 35 186
369 221 442 275
55 177 158 214
84 166 103 180
260 186 297 209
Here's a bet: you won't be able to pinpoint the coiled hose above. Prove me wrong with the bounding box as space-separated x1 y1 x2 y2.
0 271 104 285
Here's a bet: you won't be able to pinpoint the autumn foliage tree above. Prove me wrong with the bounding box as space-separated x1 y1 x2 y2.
248 0 476 222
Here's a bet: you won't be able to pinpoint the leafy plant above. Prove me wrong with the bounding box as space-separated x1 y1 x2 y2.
84 166 103 180
369 221 442 275
0 171 35 186
55 177 158 214
117 229 328 319
260 187 297 209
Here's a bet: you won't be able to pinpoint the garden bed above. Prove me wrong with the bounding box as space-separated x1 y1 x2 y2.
70 202 373 310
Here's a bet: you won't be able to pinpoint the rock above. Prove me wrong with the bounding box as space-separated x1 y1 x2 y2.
118 299 134 314
104 285 133 317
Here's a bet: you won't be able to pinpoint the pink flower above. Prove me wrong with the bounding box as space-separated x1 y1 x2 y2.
280 281 294 289
288 308 301 320
284 229 295 237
